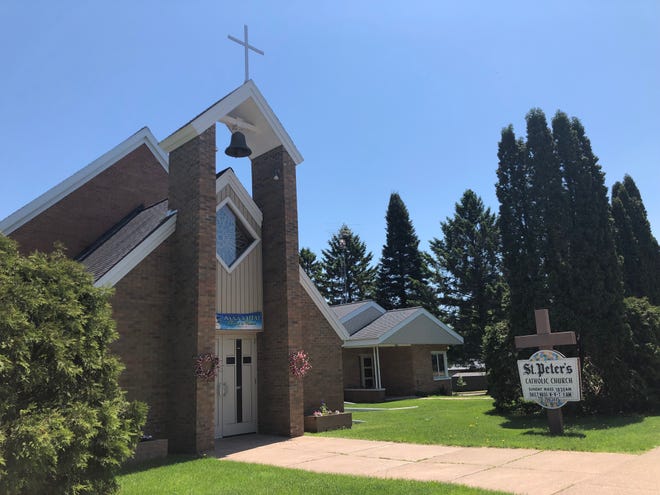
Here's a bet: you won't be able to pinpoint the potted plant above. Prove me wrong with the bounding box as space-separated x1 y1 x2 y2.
304 401 352 433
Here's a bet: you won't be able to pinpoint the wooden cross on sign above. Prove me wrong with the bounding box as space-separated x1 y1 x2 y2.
515 309 576 435
228 25 264 83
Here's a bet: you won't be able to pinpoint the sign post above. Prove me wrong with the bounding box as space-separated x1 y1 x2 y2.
514 309 579 435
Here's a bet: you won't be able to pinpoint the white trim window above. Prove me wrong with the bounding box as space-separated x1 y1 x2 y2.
359 354 376 389
215 198 259 273
431 351 448 380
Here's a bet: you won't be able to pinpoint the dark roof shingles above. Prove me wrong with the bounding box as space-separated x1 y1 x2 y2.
79 200 171 281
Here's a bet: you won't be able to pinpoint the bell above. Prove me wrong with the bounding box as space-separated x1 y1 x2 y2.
224 131 252 158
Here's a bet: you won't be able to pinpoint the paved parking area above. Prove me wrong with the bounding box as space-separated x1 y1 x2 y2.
214 435 659 494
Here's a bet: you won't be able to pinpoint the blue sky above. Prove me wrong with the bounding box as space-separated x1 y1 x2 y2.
1 1 658 261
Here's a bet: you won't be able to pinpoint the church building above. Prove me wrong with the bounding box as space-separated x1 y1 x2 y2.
0 80 347 453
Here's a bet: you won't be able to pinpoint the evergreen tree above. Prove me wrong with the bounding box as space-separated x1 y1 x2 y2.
527 109 569 312
495 125 538 337
0 235 146 494
376 193 436 312
319 225 377 305
491 124 536 408
490 110 633 411
429 189 504 363
553 112 630 409
299 247 323 286
611 175 660 305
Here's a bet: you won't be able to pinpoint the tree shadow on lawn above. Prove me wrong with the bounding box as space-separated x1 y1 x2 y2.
486 408 645 436
120 454 199 475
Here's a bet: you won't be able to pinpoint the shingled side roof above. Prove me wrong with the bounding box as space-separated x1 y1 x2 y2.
78 200 172 282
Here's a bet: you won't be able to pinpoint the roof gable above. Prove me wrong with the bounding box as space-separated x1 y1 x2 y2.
0 127 167 236
159 80 303 164
344 308 464 347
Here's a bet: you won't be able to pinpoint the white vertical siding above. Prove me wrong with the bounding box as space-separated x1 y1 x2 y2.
216 183 263 314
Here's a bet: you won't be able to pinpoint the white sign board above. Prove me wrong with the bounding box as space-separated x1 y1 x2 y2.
517 350 581 409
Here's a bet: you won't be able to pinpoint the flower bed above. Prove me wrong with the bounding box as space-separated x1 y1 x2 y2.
304 412 352 433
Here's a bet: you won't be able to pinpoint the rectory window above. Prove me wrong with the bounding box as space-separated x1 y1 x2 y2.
431 351 448 380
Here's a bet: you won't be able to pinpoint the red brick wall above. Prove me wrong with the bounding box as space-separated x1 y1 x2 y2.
412 345 452 395
344 345 452 397
111 239 173 441
379 347 415 396
11 145 168 257
167 127 217 453
342 348 364 389
251 146 304 436
301 291 344 415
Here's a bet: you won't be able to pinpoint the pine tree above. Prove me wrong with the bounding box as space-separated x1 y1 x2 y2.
299 247 323 286
429 189 504 363
319 225 377 305
611 175 660 305
376 193 436 312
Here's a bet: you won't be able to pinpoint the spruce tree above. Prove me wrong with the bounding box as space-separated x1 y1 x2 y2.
319 225 377 305
376 193 436 312
299 247 323 286
611 175 660 305
429 189 504 363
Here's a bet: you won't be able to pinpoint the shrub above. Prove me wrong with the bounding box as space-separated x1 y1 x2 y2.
0 235 146 494
623 297 660 411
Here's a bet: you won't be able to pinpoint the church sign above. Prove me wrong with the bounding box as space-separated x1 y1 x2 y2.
217 312 263 330
517 350 581 409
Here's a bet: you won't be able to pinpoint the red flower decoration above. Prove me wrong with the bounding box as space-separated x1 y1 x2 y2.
289 350 312 378
194 353 220 381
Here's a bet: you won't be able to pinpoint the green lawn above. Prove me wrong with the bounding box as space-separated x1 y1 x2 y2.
314 396 660 453
119 457 506 495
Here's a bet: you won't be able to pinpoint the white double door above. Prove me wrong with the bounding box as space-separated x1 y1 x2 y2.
215 334 257 438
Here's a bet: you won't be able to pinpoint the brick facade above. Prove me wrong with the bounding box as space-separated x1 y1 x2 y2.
342 344 452 397
11 145 167 257
167 127 217 453
251 145 304 436
301 292 344 415
111 239 173 441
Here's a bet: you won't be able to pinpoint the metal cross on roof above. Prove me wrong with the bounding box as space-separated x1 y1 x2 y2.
228 25 264 83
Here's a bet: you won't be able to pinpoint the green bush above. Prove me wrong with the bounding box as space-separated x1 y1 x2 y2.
623 297 660 411
481 320 523 410
0 235 146 494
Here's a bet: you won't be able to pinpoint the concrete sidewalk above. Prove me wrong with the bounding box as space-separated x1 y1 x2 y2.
214 434 659 494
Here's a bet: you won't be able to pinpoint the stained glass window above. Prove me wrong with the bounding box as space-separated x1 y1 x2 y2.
216 204 254 267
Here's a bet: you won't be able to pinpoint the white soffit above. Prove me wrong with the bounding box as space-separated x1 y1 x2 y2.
0 127 167 235
159 80 303 165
